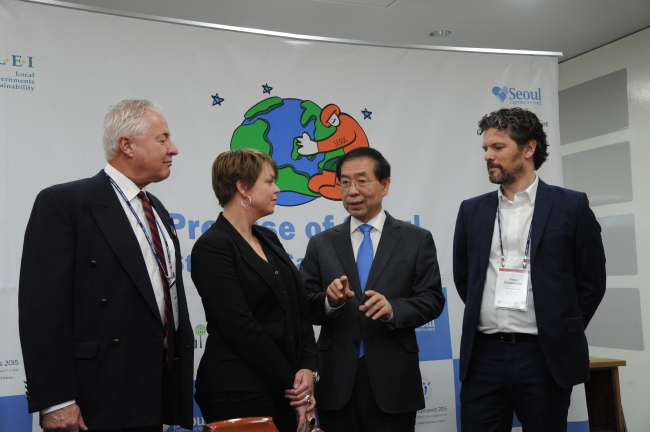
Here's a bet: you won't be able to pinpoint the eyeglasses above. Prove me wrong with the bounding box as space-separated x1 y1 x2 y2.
337 179 378 191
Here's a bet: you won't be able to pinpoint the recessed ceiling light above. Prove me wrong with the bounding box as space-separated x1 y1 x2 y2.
429 29 454 38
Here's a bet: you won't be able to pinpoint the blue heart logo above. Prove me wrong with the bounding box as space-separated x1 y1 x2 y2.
492 86 508 102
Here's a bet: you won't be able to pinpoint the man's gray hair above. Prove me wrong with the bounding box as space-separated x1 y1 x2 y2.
103 99 163 161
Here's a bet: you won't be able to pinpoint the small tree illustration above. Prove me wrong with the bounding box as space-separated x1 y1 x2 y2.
195 324 207 349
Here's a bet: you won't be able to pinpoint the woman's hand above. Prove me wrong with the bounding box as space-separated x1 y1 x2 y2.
294 402 318 432
285 369 315 407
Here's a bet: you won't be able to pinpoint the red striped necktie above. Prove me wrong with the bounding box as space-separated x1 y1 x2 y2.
138 191 174 372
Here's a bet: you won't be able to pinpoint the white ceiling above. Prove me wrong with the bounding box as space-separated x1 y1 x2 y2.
35 0 650 61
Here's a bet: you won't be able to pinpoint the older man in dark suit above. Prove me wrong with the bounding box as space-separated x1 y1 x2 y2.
453 107 606 432
19 99 194 432
300 147 445 432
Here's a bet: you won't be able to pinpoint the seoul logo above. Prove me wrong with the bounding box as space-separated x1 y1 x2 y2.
492 85 542 105
492 86 509 102
230 96 371 206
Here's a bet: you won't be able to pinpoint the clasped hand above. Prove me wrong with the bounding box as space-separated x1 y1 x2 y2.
285 369 316 432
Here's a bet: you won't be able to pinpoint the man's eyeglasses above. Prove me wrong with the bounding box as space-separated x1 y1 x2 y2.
337 179 378 191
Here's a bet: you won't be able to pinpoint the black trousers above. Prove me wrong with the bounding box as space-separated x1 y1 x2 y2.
317 357 416 432
195 390 297 432
460 336 573 432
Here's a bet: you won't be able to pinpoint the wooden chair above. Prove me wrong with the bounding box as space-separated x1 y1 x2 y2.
203 417 280 432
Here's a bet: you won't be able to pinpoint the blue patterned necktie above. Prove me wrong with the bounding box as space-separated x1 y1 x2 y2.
356 224 374 292
356 224 373 358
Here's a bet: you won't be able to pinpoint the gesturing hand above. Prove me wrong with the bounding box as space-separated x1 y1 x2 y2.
326 276 354 308
359 290 393 320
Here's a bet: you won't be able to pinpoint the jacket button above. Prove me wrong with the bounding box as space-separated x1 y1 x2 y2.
111 339 120 346
100 299 108 305
89 260 97 267
353 340 359 347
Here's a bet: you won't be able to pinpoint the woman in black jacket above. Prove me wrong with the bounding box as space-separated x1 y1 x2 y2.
192 149 318 432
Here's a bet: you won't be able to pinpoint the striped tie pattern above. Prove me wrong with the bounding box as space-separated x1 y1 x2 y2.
356 224 374 358
138 191 174 372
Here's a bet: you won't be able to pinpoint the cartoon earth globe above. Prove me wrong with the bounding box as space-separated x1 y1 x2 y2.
230 97 338 206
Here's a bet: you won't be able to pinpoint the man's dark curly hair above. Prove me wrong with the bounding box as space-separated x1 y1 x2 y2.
477 107 549 170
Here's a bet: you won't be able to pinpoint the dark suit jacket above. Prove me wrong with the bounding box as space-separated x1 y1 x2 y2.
300 212 445 413
18 170 195 430
453 179 606 388
190 214 318 395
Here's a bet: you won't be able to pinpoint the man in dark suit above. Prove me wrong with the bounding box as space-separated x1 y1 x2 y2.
19 99 194 432
300 147 445 432
453 107 606 432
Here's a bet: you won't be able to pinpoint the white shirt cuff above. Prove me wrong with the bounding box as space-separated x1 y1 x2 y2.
324 297 344 317
41 400 75 415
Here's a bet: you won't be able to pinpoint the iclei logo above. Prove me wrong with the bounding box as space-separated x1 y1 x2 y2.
0 54 34 68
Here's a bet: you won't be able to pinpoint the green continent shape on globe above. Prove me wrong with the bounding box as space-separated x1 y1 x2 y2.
231 119 272 155
291 100 338 161
245 97 284 120
276 165 320 198
319 149 345 171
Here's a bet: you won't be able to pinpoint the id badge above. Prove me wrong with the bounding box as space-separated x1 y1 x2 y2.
168 273 180 328
494 268 529 311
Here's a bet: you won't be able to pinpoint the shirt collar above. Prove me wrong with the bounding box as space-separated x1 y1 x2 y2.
105 163 144 201
498 174 539 205
350 210 386 235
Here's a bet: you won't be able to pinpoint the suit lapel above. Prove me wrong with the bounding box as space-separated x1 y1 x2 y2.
149 195 183 278
217 215 289 314
259 232 304 293
88 171 162 324
332 220 363 300
364 213 402 294
479 192 499 278
530 180 554 262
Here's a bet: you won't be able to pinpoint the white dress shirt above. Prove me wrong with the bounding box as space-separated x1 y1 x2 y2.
105 163 179 330
325 210 393 322
478 176 539 335
43 165 179 415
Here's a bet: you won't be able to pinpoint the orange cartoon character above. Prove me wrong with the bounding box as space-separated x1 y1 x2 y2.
295 104 369 200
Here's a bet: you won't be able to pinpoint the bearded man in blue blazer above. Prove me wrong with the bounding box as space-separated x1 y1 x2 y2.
19 100 194 432
453 107 606 432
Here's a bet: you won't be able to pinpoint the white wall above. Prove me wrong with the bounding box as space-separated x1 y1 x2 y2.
559 26 650 432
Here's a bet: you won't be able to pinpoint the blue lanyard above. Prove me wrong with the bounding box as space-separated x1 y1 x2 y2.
105 172 173 278
496 198 532 269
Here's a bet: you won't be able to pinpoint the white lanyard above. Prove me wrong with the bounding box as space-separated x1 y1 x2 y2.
105 173 174 279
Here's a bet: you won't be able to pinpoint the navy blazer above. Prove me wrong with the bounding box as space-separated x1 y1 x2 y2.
301 212 445 413
191 214 318 395
453 179 606 388
19 170 195 429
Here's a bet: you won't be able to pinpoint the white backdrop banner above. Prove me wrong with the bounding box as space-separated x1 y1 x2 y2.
0 0 587 431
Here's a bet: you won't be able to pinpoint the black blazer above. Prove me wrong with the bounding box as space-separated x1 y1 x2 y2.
453 179 607 388
300 212 445 413
18 170 195 429
191 214 318 394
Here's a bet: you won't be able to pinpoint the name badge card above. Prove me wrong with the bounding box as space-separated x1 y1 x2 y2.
494 268 529 311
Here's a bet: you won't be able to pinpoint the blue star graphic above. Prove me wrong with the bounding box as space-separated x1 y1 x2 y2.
362 108 372 120
211 93 224 106
262 83 273 94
